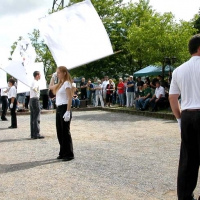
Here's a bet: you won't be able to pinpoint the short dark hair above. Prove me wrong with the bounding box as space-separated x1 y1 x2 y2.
33 71 40 78
188 34 200 55
155 81 160 85
8 78 15 85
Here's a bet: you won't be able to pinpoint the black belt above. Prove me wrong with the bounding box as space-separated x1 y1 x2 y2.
182 109 200 112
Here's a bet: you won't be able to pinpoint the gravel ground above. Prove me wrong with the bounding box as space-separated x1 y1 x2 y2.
0 110 199 200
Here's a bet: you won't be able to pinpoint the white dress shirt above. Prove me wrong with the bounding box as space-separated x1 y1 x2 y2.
30 79 40 98
169 56 200 110
155 86 165 98
8 86 17 99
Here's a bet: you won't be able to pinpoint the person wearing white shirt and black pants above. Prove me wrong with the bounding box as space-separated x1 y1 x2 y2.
30 71 44 139
1 88 8 121
149 81 165 112
169 34 200 200
50 66 74 162
7 79 17 128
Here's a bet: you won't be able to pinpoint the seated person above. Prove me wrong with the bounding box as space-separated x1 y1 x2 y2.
138 83 152 111
149 81 166 112
135 86 144 110
72 89 80 108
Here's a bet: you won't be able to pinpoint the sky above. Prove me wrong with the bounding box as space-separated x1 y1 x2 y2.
0 0 199 65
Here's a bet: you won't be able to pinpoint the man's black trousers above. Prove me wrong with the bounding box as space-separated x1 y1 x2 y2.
178 110 200 200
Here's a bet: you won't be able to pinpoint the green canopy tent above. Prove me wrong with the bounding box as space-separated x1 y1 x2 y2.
133 65 174 77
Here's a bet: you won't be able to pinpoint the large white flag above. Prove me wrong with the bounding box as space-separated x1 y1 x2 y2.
0 68 7 89
16 62 47 93
39 0 113 69
2 62 47 91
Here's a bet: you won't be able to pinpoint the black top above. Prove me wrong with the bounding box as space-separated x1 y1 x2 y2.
80 82 87 92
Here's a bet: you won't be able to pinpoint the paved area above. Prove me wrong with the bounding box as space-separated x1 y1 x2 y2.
0 110 199 200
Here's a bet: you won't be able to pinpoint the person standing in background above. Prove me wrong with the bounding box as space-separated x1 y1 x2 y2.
7 79 17 128
30 71 44 139
1 88 8 121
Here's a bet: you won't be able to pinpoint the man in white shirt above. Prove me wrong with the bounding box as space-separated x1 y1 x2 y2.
1 88 8 121
149 81 165 112
169 34 200 200
30 71 44 139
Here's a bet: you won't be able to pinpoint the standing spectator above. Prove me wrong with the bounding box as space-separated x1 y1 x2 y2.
145 77 150 85
126 76 135 107
49 66 74 162
169 34 200 200
117 78 124 107
25 91 30 109
149 81 165 112
106 79 115 107
123 78 128 106
1 88 8 121
94 80 104 107
7 79 17 128
80 77 87 100
41 89 49 109
30 71 44 139
137 76 144 91
101 76 109 104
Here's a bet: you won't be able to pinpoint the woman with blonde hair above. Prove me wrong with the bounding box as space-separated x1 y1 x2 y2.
49 66 74 161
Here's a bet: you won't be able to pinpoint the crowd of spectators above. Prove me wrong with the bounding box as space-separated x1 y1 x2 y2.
75 74 171 112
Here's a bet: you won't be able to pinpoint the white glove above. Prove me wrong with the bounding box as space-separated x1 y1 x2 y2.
177 118 181 132
63 111 70 122
10 103 13 109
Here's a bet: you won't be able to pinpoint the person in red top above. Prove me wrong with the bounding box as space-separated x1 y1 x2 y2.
117 78 125 107
106 79 115 107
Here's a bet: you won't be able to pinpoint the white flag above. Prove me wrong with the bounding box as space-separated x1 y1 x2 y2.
16 62 47 93
2 61 30 87
39 0 113 69
0 68 7 89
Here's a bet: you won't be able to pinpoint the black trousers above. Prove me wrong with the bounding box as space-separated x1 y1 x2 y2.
25 96 30 109
150 97 166 110
30 98 40 138
42 94 49 109
81 90 87 100
56 105 74 158
177 110 200 200
1 96 8 119
8 98 17 127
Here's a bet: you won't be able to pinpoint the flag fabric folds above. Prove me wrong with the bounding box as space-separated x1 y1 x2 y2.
0 68 7 89
39 0 113 69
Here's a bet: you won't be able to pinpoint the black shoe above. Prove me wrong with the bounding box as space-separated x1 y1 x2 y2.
1 118 8 121
62 157 74 161
32 135 45 139
8 126 17 129
57 156 63 159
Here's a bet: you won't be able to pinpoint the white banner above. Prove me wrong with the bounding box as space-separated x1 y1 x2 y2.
17 62 47 93
39 0 113 69
0 68 7 89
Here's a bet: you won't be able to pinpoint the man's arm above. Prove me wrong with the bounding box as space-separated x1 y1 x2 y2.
169 94 181 119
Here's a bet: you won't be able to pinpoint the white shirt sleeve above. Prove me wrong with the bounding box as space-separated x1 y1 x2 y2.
64 81 72 89
169 70 181 95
